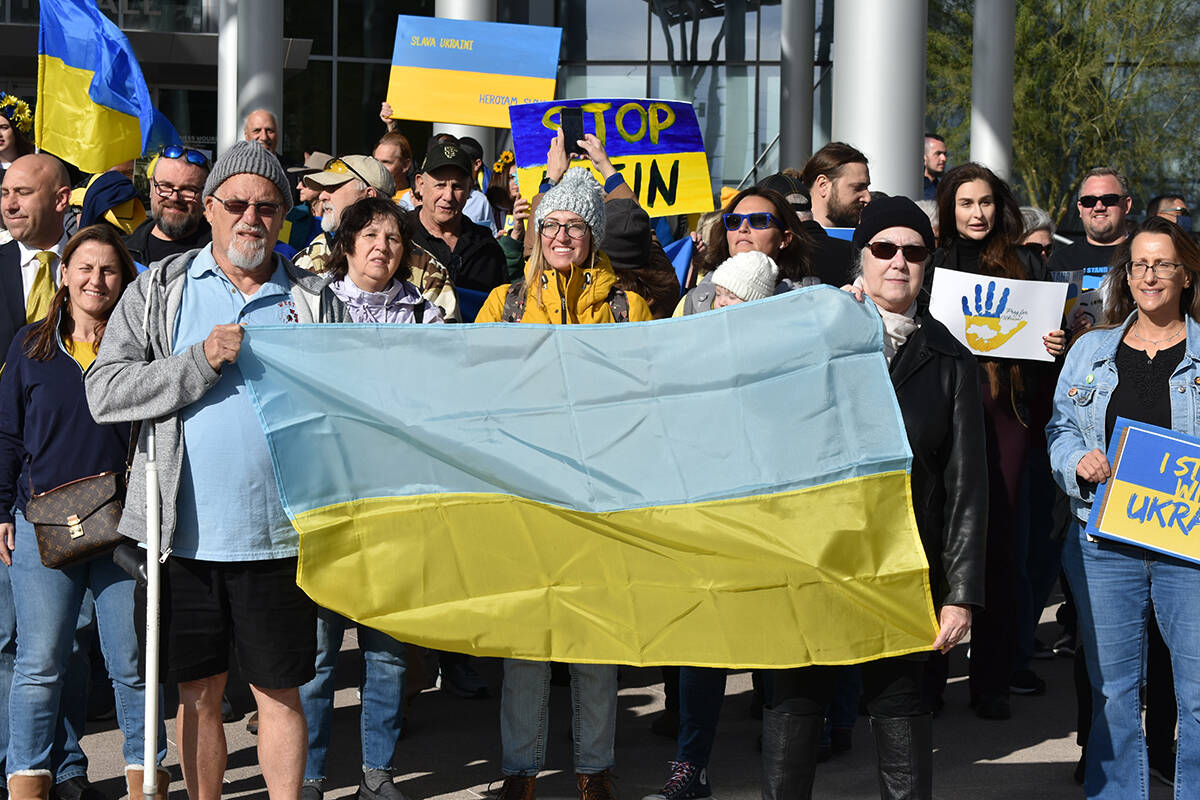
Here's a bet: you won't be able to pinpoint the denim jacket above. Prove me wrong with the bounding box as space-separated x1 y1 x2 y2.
1046 312 1200 523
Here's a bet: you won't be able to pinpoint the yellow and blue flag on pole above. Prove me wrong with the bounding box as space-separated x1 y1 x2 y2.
36 0 176 173
239 287 939 668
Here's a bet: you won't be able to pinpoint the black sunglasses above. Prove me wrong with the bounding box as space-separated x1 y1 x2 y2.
1022 242 1053 258
160 144 210 170
723 212 782 231
867 241 929 262
1078 193 1124 208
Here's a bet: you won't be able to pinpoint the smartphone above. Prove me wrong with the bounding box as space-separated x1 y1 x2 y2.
560 107 585 157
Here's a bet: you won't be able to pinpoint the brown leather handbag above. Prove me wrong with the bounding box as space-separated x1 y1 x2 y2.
25 471 127 569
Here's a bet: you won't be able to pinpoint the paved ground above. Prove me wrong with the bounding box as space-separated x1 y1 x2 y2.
79 601 1172 799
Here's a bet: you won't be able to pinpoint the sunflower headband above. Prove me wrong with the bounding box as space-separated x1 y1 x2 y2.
0 93 33 137
492 150 514 175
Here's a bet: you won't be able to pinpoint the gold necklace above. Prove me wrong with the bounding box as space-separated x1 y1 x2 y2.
1130 321 1184 346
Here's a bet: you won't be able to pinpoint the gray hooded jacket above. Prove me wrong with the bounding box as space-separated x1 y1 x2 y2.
85 247 347 556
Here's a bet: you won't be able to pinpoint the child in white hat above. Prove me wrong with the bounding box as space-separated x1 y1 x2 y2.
711 250 780 308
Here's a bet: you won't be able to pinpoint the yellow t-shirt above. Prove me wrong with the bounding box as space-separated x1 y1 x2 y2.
66 338 98 372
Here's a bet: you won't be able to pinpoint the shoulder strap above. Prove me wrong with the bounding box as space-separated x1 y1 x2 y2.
502 279 527 323
414 299 425 324
607 287 630 322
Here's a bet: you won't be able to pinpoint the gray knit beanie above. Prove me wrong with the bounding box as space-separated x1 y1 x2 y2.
712 251 779 302
535 168 605 243
203 140 294 213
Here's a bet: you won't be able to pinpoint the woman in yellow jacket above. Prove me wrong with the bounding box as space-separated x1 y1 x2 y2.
477 166 652 327
477 167 649 800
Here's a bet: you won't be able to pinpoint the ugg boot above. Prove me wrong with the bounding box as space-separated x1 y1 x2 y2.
125 766 171 800
870 714 933 800
7 772 52 800
760 708 823 800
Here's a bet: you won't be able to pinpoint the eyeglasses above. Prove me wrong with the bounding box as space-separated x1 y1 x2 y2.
1161 206 1191 215
539 219 589 239
1022 242 1054 258
159 145 210 170
722 212 782 231
1078 193 1125 209
324 157 373 188
867 241 929 262
208 194 281 219
1126 260 1183 279
151 177 203 202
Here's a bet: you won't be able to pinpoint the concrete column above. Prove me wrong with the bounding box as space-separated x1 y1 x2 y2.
830 0 926 199
780 0 815 170
216 0 283 157
435 0 498 163
969 0 1015 179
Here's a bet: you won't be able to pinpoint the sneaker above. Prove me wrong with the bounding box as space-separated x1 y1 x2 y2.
441 658 490 698
301 779 325 800
493 775 536 800
578 771 617 800
50 778 105 800
1009 669 1047 696
642 761 712 799
358 770 411 800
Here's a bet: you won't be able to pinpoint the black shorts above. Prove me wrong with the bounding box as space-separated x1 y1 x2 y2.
138 556 317 689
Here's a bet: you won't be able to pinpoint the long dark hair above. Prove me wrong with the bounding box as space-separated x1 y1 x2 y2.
325 197 413 284
23 225 137 362
702 187 812 282
1099 215 1200 326
936 162 1028 279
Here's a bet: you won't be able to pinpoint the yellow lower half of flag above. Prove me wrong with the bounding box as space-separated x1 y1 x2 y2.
387 65 555 128
1096 478 1200 562
294 470 938 668
36 55 142 173
516 152 714 218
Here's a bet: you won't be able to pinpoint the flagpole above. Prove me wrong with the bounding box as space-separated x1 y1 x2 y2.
142 422 161 797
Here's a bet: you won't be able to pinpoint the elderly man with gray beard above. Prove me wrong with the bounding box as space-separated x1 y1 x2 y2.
85 140 347 800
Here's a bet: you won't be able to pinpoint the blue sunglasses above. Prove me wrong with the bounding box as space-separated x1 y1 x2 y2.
159 144 210 170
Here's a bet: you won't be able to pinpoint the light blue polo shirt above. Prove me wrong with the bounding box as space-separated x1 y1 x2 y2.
171 245 303 561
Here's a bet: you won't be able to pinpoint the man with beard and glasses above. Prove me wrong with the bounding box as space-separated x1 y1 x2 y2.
801 141 871 231
85 141 347 800
124 146 212 267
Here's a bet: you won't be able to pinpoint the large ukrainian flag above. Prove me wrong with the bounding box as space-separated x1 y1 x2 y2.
240 286 939 668
36 0 156 173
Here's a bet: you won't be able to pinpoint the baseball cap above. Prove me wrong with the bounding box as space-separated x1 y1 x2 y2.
420 141 473 179
304 154 395 195
757 172 811 213
287 150 334 177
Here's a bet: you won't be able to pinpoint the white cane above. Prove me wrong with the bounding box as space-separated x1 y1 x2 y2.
142 420 161 798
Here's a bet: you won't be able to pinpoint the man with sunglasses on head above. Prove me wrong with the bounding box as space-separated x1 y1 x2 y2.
124 145 212 267
85 140 348 800
293 154 394 274
1048 167 1133 274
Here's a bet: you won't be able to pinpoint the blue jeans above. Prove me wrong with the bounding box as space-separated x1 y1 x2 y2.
500 659 617 776
0 552 14 778
299 608 408 778
1063 521 1200 799
8 510 166 770
676 667 726 766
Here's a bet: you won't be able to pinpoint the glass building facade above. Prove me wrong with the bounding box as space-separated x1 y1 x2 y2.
0 0 800 189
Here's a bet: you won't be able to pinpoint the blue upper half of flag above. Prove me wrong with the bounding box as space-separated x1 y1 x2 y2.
39 0 155 142
391 14 561 80
238 286 913 519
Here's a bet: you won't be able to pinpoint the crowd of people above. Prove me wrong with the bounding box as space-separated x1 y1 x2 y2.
0 88 1198 800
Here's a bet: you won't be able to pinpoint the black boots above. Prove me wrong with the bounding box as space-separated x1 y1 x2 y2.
760 707 823 800
871 714 933 800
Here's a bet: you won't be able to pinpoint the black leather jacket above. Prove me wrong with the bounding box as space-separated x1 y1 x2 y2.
891 316 988 609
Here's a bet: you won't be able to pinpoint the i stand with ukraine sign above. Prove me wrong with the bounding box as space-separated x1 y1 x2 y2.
1087 417 1200 563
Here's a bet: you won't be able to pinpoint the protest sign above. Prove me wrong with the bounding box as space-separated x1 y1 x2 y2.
509 98 714 217
1050 270 1085 318
1072 289 1105 328
385 15 561 128
1087 419 1200 565
929 268 1068 362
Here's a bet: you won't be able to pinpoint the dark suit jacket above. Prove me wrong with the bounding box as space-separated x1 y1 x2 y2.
0 241 28 366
